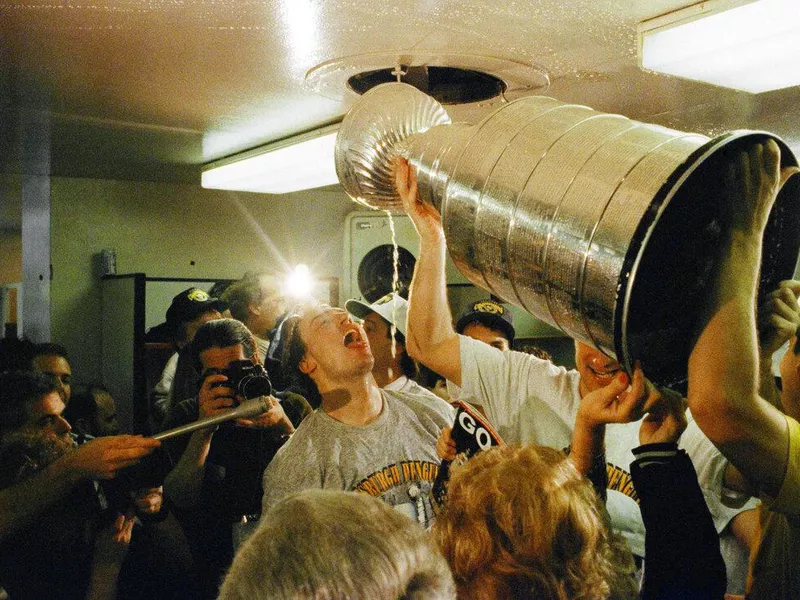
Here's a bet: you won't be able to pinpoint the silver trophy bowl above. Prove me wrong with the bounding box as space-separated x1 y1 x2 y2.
335 82 800 386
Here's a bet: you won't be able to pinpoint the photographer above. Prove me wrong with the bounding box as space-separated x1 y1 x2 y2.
162 318 311 599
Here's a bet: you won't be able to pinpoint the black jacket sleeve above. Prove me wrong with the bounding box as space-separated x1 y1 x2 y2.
631 443 726 600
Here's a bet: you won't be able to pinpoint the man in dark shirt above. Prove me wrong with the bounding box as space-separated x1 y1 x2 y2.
161 318 311 599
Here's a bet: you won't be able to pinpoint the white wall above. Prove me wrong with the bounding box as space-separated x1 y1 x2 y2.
50 177 355 383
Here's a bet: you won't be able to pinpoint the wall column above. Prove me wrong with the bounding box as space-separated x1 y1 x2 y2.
20 108 51 342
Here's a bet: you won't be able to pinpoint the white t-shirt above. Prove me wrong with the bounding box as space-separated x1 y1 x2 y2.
154 351 179 397
457 335 757 592
385 375 440 400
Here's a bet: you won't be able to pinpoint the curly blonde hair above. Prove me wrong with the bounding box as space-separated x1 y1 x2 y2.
433 444 635 600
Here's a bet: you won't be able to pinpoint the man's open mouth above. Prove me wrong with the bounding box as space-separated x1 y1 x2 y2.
344 329 365 348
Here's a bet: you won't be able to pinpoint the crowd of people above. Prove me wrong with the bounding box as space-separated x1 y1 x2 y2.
0 139 798 599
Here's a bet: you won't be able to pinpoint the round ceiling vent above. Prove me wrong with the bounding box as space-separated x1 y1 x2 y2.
347 66 506 105
306 52 549 107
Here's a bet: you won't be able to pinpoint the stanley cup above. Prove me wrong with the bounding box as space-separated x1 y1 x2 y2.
335 82 800 385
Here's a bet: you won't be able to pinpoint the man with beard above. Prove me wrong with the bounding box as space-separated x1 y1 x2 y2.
0 371 159 599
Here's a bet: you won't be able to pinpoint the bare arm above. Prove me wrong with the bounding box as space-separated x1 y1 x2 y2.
729 507 760 563
570 371 632 477
396 158 462 385
0 435 159 542
688 140 797 498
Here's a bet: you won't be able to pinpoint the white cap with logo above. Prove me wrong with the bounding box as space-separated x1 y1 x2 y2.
345 292 408 336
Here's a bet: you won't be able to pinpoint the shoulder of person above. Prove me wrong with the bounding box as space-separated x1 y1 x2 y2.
384 388 455 421
274 390 314 426
263 416 323 475
277 409 323 445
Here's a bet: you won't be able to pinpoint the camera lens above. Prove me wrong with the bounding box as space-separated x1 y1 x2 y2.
239 373 272 400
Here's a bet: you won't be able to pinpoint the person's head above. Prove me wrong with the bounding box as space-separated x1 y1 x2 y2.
165 287 226 348
0 372 76 476
456 300 515 352
346 293 416 385
0 371 71 446
63 384 120 437
418 364 450 402
281 304 372 401
780 332 800 407
574 341 623 398
519 344 553 362
434 444 634 600
208 280 234 301
218 489 455 600
222 272 287 339
191 318 259 379
30 343 72 404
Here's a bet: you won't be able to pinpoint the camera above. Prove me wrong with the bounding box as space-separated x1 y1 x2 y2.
211 359 272 400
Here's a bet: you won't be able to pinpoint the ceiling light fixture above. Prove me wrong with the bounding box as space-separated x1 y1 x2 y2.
639 0 800 94
201 124 340 194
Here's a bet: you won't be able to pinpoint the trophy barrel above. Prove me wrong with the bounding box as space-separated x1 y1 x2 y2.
335 82 800 386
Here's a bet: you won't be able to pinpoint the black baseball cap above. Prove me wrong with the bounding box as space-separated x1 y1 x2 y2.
165 287 228 331
455 299 515 345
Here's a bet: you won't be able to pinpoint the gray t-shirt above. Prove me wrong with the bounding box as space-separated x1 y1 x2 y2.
261 388 454 527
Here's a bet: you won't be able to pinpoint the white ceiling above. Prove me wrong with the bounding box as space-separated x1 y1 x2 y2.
1 0 799 189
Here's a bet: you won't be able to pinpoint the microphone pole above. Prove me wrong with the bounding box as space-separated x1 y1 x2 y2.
152 396 270 441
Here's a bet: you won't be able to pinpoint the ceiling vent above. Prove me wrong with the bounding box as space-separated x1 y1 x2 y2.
306 52 549 113
347 65 506 104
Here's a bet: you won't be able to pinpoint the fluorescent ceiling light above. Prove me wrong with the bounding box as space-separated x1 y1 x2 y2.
639 0 800 93
202 124 339 194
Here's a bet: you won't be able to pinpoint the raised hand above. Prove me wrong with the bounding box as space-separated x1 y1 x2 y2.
64 435 160 480
395 157 443 242
577 363 660 430
758 280 800 358
721 140 781 235
436 427 456 461
236 395 293 434
638 388 688 446
93 513 136 565
197 373 236 421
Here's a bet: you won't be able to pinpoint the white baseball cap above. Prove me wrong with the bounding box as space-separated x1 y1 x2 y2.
345 292 408 336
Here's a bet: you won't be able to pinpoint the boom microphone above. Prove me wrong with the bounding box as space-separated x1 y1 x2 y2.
152 396 270 441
